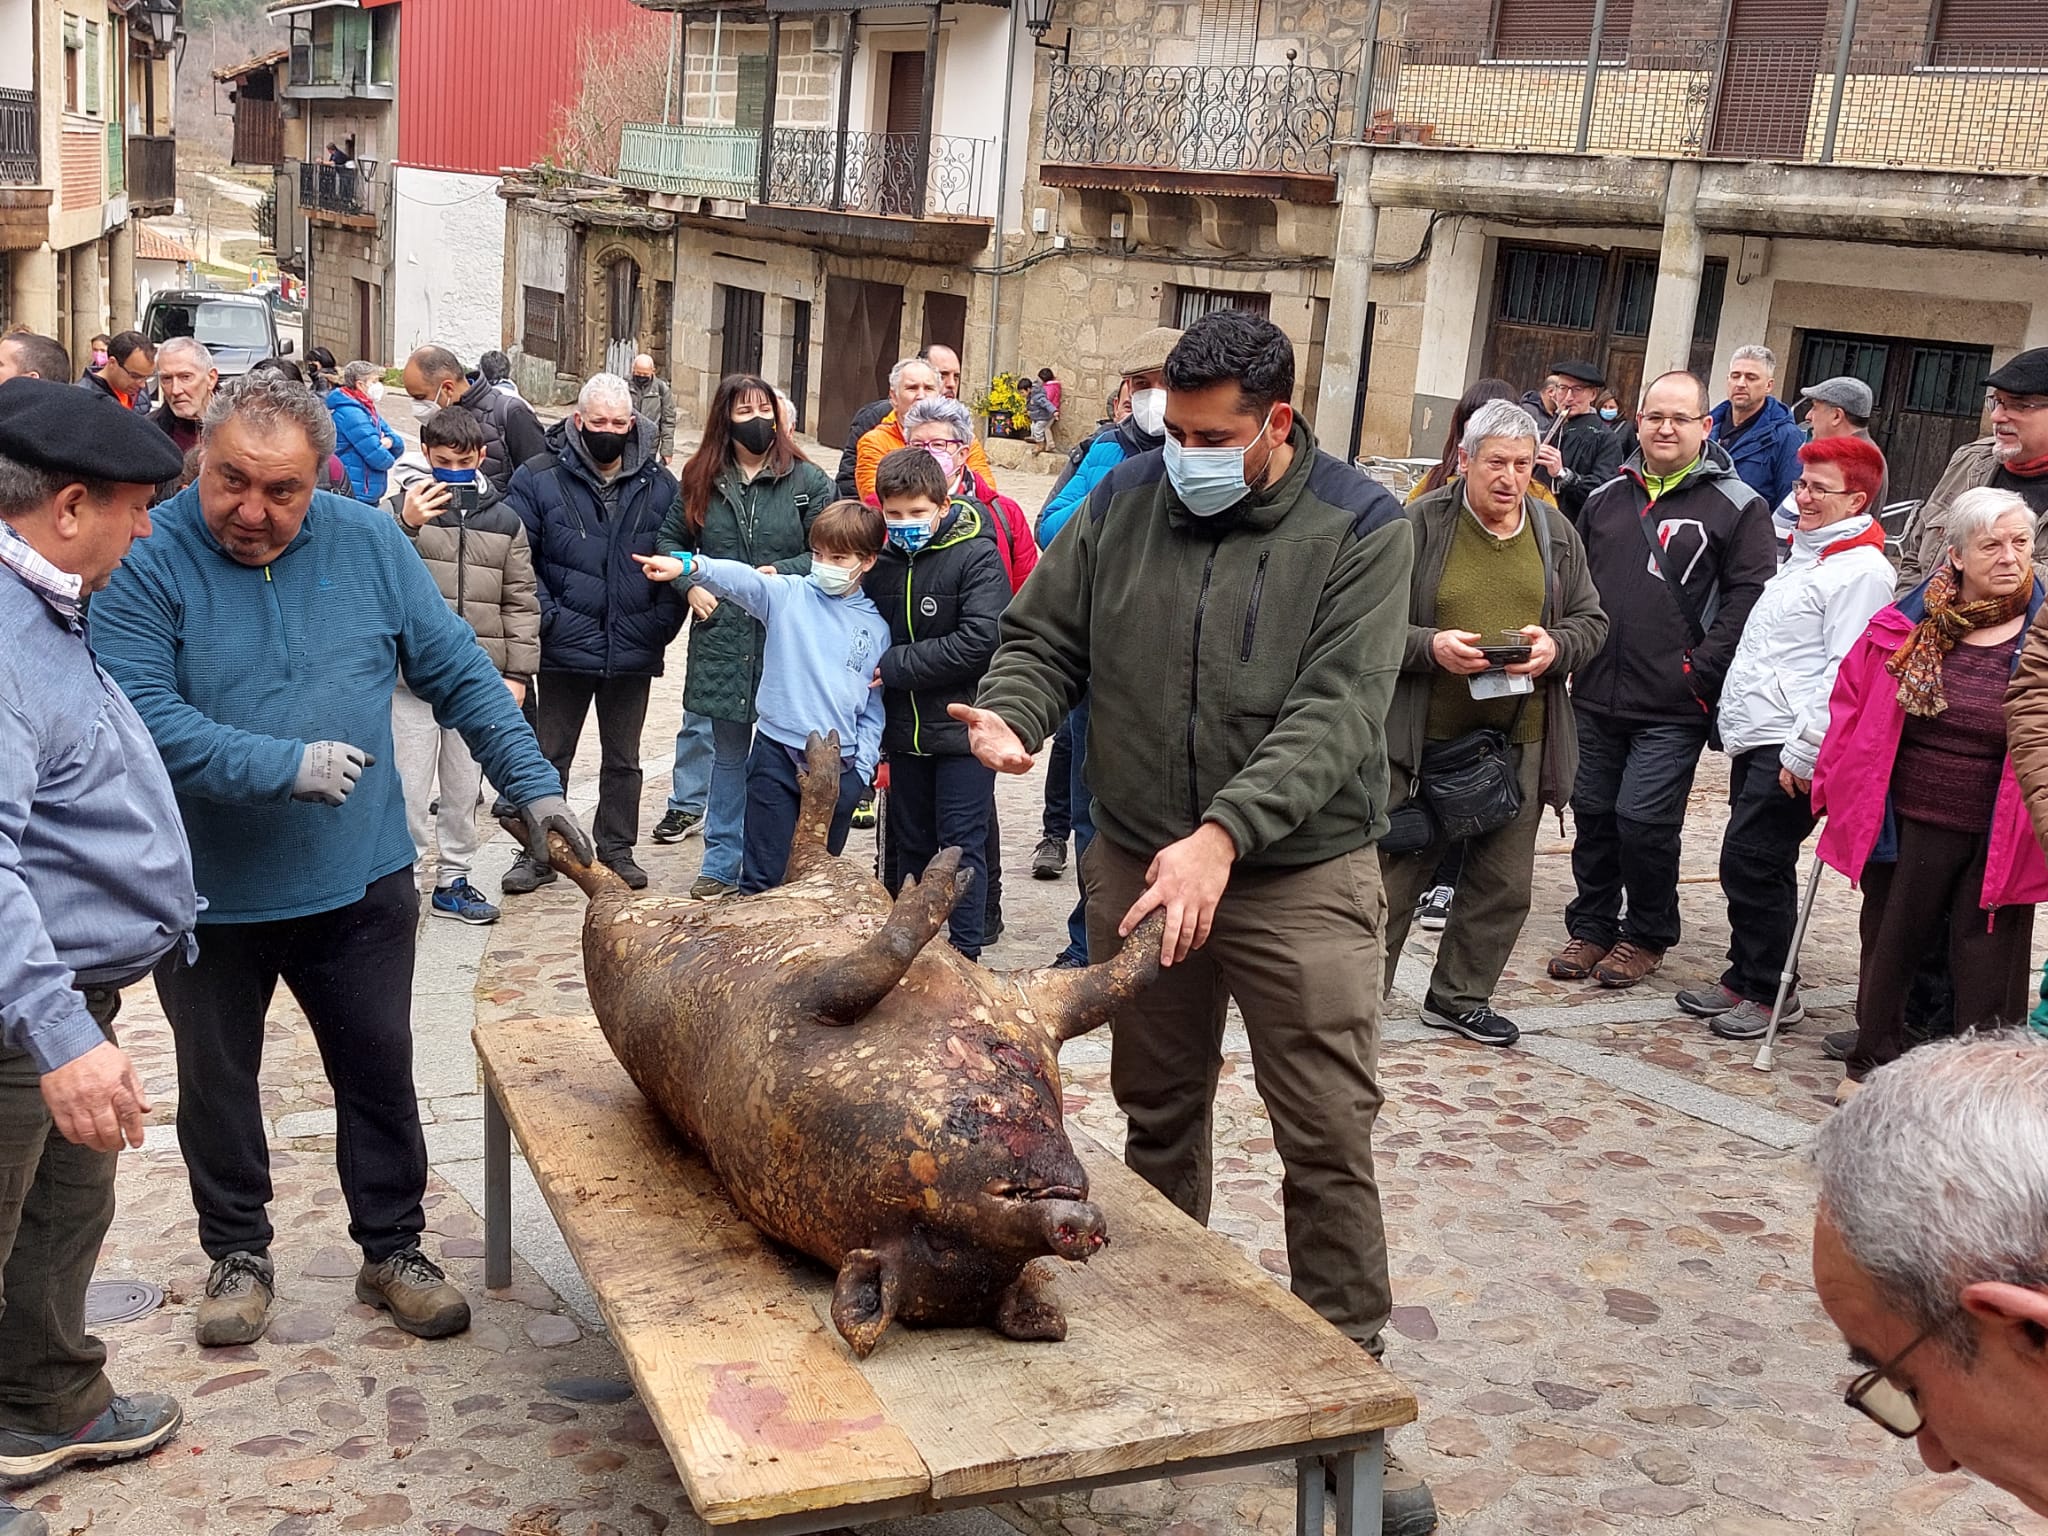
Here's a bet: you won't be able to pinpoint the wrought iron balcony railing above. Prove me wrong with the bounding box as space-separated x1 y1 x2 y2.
1042 63 1352 177
617 124 760 200
763 129 993 219
297 158 382 219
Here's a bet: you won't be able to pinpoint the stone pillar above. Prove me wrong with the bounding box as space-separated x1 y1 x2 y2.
760 292 794 401
9 243 59 340
69 240 105 371
108 219 136 330
1313 142 1377 459
1641 160 1705 385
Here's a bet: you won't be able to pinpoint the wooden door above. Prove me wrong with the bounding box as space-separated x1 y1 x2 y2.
880 52 924 214
604 256 641 378
818 278 902 447
1707 0 1826 160
720 285 764 379
788 298 812 432
354 278 372 361
920 291 966 360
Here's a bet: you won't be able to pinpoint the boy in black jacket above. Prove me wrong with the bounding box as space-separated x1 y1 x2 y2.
867 447 1009 959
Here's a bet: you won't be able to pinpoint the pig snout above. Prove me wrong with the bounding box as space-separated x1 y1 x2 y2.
1035 1197 1107 1261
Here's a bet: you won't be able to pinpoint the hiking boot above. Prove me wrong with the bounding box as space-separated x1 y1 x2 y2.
430 878 500 926
689 875 738 901
1675 982 1742 1018
356 1248 470 1339
500 853 556 896
0 1393 182 1486
1822 1028 1858 1062
1547 937 1611 981
652 808 702 844
1421 1002 1520 1047
0 1495 49 1536
195 1250 272 1347
850 795 877 830
1415 885 1454 932
603 855 650 891
1327 1446 1438 1536
1031 837 1067 880
1593 941 1664 989
1710 994 1804 1041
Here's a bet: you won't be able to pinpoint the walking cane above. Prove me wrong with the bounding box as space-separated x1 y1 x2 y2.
1754 851 1827 1073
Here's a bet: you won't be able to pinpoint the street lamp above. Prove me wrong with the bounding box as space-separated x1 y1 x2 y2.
1022 0 1067 61
134 0 180 51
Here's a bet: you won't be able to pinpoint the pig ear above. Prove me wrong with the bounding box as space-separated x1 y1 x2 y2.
782 731 850 883
830 1247 899 1359
788 849 972 1025
1005 911 1165 1042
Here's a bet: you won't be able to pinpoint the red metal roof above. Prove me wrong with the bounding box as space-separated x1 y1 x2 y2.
394 0 668 177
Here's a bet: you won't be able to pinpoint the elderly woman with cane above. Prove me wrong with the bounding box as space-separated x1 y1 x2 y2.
1812 486 2048 1104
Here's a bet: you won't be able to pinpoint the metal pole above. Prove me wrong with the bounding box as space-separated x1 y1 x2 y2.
756 12 781 205
1819 0 1860 165
1356 0 1384 140
1574 0 1608 154
1754 851 1827 1073
909 4 939 218
984 0 1021 405
830 11 857 210
663 11 677 126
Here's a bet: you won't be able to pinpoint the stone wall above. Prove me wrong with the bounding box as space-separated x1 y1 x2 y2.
677 23 835 130
304 221 385 364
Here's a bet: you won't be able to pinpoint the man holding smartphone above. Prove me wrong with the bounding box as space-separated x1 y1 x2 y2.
1380 400 1609 1046
386 404 540 924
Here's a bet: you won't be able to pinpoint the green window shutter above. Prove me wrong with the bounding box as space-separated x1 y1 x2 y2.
84 20 101 116
734 54 768 131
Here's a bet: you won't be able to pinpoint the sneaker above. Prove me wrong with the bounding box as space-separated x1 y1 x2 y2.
603 855 650 891
0 1393 182 1485
430 878 500 925
356 1248 470 1339
1822 1029 1858 1062
0 1496 49 1536
1421 1002 1520 1047
195 1250 272 1347
500 853 557 895
1327 1446 1438 1536
1547 936 1611 981
1414 885 1454 932
652 808 702 844
1592 941 1664 989
1031 837 1068 880
1709 995 1804 1041
1050 950 1088 970
1675 983 1743 1018
689 875 738 901
850 795 877 830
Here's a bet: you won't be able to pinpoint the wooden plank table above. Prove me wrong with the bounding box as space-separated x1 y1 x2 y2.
475 1015 1417 1536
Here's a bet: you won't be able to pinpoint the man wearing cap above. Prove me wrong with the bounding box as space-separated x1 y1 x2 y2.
1536 359 1627 525
1899 347 2048 592
0 378 193 1531
1710 345 1805 509
89 373 593 1352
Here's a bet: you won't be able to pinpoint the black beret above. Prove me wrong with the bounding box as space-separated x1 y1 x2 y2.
1550 358 1606 387
0 375 185 485
1986 347 2048 398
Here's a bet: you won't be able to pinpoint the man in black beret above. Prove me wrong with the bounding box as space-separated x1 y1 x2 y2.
1900 346 2048 591
1537 358 1628 525
0 379 193 1528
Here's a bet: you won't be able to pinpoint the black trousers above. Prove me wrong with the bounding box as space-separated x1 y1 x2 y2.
535 671 652 861
739 737 865 893
886 753 996 960
1565 709 1710 954
984 802 1004 928
1717 744 1818 1003
1041 716 1074 843
154 869 426 1264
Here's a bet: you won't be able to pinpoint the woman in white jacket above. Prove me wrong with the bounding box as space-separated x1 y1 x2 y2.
1677 436 1896 1040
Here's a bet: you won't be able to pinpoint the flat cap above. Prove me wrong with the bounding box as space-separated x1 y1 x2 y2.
1986 347 2048 398
1800 375 1873 418
0 376 185 485
1119 326 1185 378
1550 358 1605 387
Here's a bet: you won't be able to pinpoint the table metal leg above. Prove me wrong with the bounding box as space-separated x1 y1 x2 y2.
483 1086 511 1290
1295 1457 1328 1536
1331 1431 1384 1536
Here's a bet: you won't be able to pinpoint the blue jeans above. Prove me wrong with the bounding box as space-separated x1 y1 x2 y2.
668 710 713 815
740 737 866 893
699 716 755 887
887 753 996 961
1058 694 1093 965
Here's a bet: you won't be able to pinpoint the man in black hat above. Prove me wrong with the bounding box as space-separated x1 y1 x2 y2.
1899 346 2048 591
0 379 194 1533
1537 358 1627 525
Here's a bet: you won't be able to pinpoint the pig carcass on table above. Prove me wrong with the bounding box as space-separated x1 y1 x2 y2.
539 732 1163 1358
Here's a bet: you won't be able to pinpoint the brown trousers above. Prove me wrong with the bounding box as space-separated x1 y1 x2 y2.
1083 835 1392 1350
0 988 121 1435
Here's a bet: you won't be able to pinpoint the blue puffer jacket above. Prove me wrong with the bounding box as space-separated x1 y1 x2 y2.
506 417 686 677
1709 393 1805 510
325 387 397 503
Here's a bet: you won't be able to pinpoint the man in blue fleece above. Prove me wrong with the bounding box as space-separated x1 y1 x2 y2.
92 374 591 1351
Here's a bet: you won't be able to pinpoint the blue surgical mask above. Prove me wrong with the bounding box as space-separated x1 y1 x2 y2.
430 467 478 485
1162 407 1276 518
1599 407 1619 422
810 562 860 598
885 519 931 555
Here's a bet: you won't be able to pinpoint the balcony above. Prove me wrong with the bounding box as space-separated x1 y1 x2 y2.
762 129 993 219
617 124 759 201
1365 37 2048 173
1041 62 1353 202
0 88 36 184
129 134 177 213
296 159 383 229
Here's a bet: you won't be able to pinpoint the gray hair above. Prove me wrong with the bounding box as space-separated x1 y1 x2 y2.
1945 485 2033 558
889 356 935 391
578 372 632 415
157 336 215 372
1816 1031 2048 1364
901 395 973 439
340 359 381 391
0 451 114 518
1731 344 1777 374
1460 399 1540 459
203 370 338 464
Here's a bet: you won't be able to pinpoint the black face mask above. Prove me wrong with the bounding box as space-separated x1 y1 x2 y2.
582 426 632 464
730 416 777 455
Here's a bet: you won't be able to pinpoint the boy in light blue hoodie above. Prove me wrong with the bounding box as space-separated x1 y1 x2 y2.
637 499 889 892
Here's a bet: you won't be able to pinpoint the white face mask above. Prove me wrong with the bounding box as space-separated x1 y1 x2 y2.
810 562 860 598
1129 387 1167 438
367 380 385 403
1162 406 1276 518
413 398 439 423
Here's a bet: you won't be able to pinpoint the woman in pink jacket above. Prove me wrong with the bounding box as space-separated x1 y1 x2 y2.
1812 487 2048 1104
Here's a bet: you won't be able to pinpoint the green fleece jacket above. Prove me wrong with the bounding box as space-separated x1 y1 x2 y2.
977 419 1414 868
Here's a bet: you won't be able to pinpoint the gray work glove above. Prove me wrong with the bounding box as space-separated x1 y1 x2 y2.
292 741 375 806
519 794 595 867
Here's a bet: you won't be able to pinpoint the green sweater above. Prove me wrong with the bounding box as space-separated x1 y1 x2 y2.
977 420 1413 868
1425 501 1546 744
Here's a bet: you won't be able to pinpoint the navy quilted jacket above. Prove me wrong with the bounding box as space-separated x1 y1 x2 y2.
505 418 685 676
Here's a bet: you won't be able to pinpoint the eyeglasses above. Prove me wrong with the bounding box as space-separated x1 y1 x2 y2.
1843 1324 1936 1438
1639 412 1708 429
1793 479 1853 498
1987 391 2048 415
920 439 970 453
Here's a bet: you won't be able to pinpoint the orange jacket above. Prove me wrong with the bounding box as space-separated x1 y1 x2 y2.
855 411 996 506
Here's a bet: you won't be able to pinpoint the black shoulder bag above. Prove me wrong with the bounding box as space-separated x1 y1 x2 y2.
1634 503 1721 745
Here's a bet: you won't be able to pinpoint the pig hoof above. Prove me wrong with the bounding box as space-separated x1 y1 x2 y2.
831 1248 899 1360
995 1261 1068 1343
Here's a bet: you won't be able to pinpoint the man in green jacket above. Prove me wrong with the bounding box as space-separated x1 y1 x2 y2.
952 310 1436 1535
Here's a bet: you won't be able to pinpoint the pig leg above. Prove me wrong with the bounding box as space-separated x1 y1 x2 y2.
782 730 851 882
994 1259 1067 1343
789 850 974 1025
999 910 1167 1042
830 1247 900 1359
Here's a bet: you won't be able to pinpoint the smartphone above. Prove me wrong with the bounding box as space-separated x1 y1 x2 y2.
451 483 481 515
1477 644 1533 667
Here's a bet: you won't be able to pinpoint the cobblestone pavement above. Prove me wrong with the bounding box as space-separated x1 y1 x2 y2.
24 449 2048 1534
